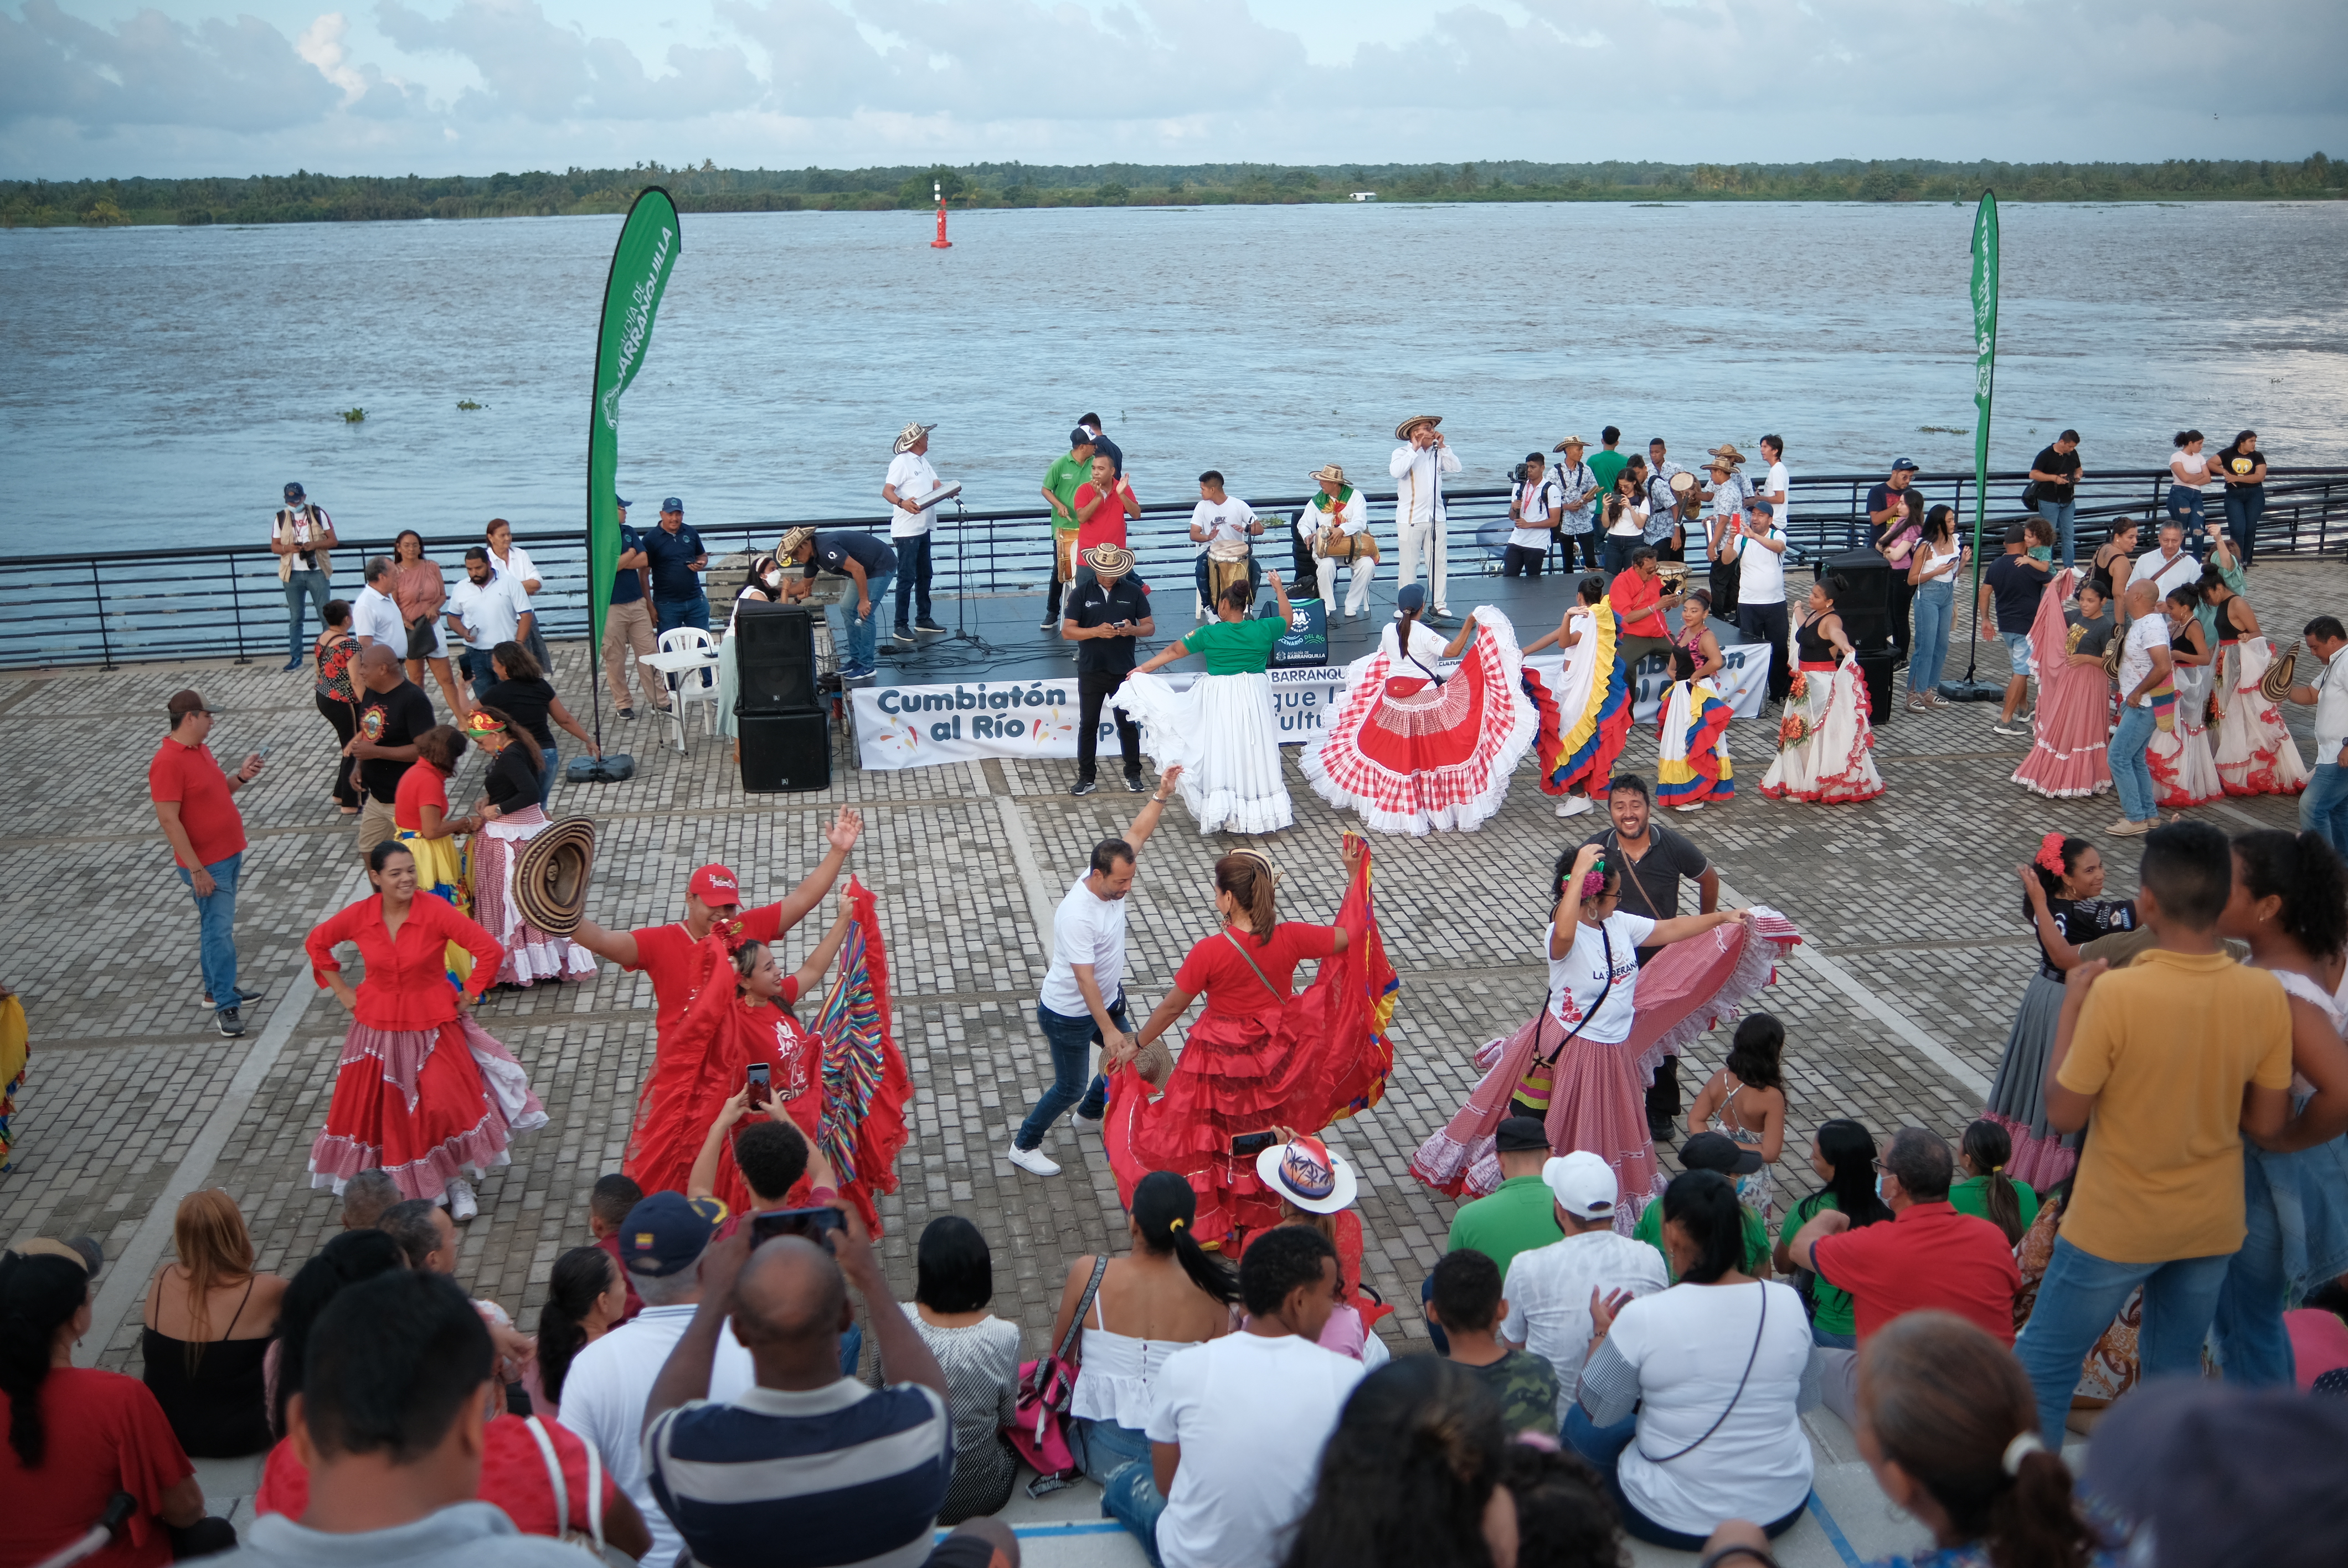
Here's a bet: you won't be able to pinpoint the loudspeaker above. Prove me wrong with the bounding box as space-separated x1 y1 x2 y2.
1819 549 1894 651
732 602 818 714
738 711 832 792
1855 647 1899 721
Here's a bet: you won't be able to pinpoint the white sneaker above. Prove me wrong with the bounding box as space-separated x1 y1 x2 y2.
1674 802 1706 812
1556 796 1595 818
446 1178 478 1223
1004 1143 1062 1178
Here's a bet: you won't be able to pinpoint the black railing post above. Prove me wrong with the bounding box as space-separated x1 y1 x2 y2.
230 550 249 664
91 560 115 672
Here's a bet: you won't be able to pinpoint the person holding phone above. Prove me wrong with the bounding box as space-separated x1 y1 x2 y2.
1063 544 1154 796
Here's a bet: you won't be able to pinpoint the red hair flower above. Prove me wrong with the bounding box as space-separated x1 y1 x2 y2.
2033 832 2068 878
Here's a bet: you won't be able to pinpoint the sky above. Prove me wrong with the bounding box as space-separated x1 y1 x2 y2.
3 1 2342 181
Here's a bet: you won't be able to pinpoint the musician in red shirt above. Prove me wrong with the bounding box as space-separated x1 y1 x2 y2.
1608 545 1685 688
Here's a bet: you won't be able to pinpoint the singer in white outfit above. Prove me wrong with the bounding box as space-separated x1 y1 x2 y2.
1389 414 1461 622
1297 463 1376 618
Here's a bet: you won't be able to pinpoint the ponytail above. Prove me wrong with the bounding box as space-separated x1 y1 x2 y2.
1 1253 87 1467
536 1246 617 1411
1131 1171 1239 1305
1961 1121 2028 1246
1660 1170 1745 1284
1214 852 1279 948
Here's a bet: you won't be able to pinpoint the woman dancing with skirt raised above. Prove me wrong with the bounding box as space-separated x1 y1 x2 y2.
1760 572 1882 804
1521 573 1633 821
1116 571 1295 835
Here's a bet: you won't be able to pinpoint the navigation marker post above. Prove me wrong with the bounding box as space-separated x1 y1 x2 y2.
1942 189 2008 703
931 180 953 249
579 185 683 780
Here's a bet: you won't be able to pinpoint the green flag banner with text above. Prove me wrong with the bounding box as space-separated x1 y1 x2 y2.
1968 191 2000 584
587 187 681 652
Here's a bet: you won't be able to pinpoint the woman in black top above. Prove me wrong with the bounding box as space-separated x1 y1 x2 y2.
2082 516 2140 610
478 640 599 811
2213 430 2269 565
470 705 545 814
462 708 597 988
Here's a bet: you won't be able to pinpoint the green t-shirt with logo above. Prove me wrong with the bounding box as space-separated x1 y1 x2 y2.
1044 455 1091 533
1183 616 1283 675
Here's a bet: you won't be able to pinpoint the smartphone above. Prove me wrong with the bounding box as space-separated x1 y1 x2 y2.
746 1062 771 1106
1230 1130 1278 1158
750 1205 846 1246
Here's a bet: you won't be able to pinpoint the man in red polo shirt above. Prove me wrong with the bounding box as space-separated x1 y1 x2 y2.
1788 1125 2021 1425
149 689 265 1038
569 806 864 1032
1608 544 1683 689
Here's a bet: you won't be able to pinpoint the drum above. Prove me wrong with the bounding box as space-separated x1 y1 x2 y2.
1670 470 1701 519
1207 539 1253 601
1656 561 1691 590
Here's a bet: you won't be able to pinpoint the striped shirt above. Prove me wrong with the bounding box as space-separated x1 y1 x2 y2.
645 1378 951 1568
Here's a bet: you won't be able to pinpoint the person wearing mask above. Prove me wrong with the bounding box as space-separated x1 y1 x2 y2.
442 547 534 702
150 688 265 1036
1494 1150 1669 1428
883 421 950 643
2029 429 2085 569
2285 615 2348 859
1050 1171 1240 1488
600 496 670 721
482 519 552 676
142 1189 287 1458
272 481 339 672
1502 451 1560 578
1041 430 1100 627
779 524 897 687
1773 1119 1892 1349
2106 581 2175 837
1978 522 2053 738
1296 463 1375 620
476 639 600 812
903 1217 1024 1524
2211 429 2269 565
1551 435 1600 575
4 1243 239 1565
1388 414 1461 625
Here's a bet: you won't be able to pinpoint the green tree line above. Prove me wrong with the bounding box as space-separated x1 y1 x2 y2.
5 153 2336 228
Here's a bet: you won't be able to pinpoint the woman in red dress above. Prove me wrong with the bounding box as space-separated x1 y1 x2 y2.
1103 837 1391 1250
306 840 546 1222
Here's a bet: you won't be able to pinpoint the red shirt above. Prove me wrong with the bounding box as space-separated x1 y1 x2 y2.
305 893 501 1028
392 761 451 832
627 904 786 1032
1 1366 192 1568
1609 569 1666 638
1811 1200 2022 1344
254 1416 616 1534
1075 481 1130 555
148 739 246 868
593 1231 645 1323
1175 922 1341 1024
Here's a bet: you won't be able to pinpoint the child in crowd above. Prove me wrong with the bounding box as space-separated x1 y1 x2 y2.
586 1172 643 1323
1686 1013 1789 1222
1422 1249 1559 1436
1500 1443 1628 1568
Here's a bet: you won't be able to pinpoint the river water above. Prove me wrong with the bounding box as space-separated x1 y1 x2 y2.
4 200 2343 553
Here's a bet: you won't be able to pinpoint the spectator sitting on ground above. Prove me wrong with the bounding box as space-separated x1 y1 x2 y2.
1568 1170 1817 1551
523 1245 629 1425
1702 1311 2118 1568
1048 1169 1240 1488
1949 1119 2039 1246
1499 1443 1625 1568
1106 1224 1365 1568
1259 1133 1389 1366
904 1215 1023 1524
558 1192 754 1568
585 1172 645 1322
1496 1149 1668 1430
1633 1131 1773 1279
641 1209 1012 1568
1773 1118 1893 1350
378 1198 535 1388
142 1187 287 1458
1423 1248 1558 1436
3 1242 239 1565
1788 1126 2022 1428
209 1270 589 1566
1278 1356 1516 1568
339 1169 400 1231
1433 1115 1565 1353
255 1231 408 1514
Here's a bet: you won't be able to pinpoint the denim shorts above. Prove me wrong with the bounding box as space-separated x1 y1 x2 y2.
2000 631 2034 678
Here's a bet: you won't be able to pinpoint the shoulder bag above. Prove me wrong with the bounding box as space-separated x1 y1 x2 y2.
523 1414 622 1562
1220 926 1290 1005
1635 1285 1770 1464
1007 1254 1109 1493
1522 924 1617 1097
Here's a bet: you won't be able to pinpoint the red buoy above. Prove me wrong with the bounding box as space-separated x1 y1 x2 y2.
930 180 952 249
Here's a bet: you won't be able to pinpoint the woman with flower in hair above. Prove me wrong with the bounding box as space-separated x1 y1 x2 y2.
1983 835 2135 1189
1117 570 1295 835
1655 587 1734 811
459 707 596 989
1761 572 1882 804
1101 838 1389 1250
1521 572 1633 821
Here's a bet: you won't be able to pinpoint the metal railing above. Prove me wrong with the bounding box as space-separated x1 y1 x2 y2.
4 469 2341 671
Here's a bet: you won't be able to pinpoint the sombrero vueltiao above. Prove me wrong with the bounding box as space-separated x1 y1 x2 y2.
513 816 598 937
1082 543 1135 576
1394 414 1442 441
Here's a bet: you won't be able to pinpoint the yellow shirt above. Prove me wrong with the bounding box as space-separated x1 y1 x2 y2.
2056 948 2294 1263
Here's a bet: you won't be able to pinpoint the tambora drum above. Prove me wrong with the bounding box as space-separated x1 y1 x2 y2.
1207 539 1253 601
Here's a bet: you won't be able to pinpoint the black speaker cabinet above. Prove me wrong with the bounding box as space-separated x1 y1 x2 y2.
1855 647 1899 721
1819 548 1893 651
738 710 832 792
732 602 818 714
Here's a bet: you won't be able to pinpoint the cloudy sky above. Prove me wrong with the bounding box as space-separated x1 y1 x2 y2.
3 0 2341 180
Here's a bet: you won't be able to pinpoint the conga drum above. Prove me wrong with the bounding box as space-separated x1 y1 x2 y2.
1207 539 1253 602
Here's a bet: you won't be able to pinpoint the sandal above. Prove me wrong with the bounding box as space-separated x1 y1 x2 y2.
1906 694 1928 713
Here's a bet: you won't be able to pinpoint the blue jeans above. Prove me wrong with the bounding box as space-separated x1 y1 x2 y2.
893 536 933 628
2166 484 2207 532
2213 1149 2298 1387
284 570 331 661
1600 535 1640 575
175 850 243 1007
537 743 559 809
2224 488 2266 566
836 569 893 671
1812 1325 1858 1350
1909 579 1954 697
654 594 710 639
2014 1236 2235 1446
2110 703 2158 823
2037 499 2077 570
1101 1450 1167 1568
1073 1417 1151 1487
1016 999 1122 1150
2302 763 2348 862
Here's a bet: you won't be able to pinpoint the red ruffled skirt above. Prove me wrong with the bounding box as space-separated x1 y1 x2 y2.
308 1016 541 1201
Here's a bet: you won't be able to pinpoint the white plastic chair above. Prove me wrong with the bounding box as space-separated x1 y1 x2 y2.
657 626 719 751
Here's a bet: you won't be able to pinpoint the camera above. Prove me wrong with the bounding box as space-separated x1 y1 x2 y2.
1510 462 1531 484
749 1205 846 1246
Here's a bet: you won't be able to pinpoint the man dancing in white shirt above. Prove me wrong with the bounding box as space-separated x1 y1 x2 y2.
1297 463 1375 618
1390 414 1461 625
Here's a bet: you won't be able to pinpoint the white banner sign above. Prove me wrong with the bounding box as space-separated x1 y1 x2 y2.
851 665 1347 771
1521 639 1774 725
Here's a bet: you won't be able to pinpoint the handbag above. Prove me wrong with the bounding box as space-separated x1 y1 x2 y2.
1006 1254 1108 1493
404 614 437 661
522 1415 620 1561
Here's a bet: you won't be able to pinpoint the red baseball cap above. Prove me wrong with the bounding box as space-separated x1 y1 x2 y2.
688 864 742 907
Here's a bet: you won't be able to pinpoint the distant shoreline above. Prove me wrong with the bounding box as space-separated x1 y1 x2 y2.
6 153 2337 229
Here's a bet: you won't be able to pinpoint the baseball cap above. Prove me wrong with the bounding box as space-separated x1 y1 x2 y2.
284 482 306 501
1679 1130 1765 1177
688 864 742 907
1069 427 1098 449
1396 584 1428 613
616 495 632 508
1494 1116 1551 1154
1542 1151 1619 1220
1750 499 1775 515
17 1235 105 1277
616 1191 728 1278
661 497 684 512
167 689 211 722
1891 457 1919 472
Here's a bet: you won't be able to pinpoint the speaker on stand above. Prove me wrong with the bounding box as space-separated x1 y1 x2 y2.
1816 548 1899 720
730 602 832 791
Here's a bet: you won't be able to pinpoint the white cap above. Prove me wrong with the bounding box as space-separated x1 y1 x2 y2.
1542 1151 1619 1220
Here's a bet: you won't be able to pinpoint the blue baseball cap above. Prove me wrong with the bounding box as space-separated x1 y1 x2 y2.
284 482 306 501
1891 458 1919 472
1396 584 1427 613
661 497 684 513
617 1191 728 1278
615 495 632 508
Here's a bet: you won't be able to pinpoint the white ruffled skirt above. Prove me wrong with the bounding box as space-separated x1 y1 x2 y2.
1114 670 1294 835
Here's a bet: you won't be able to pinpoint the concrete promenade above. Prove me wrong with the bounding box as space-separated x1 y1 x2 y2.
2 558 2335 1565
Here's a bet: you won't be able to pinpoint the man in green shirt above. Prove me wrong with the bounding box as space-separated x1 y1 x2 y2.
1587 425 1628 529
1633 1131 1772 1279
1429 1118 1563 1353
1040 429 1098 627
